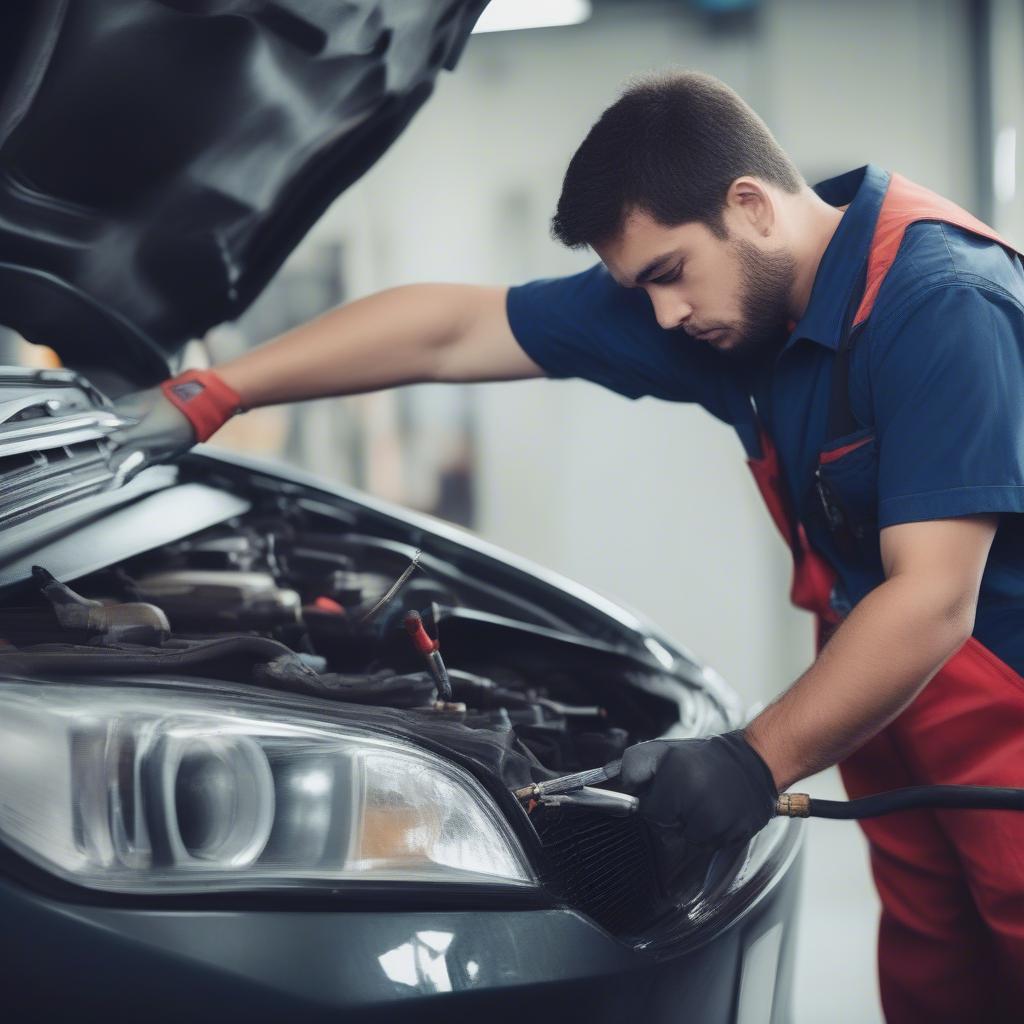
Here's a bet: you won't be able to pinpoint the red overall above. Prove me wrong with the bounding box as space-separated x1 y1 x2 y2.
749 174 1024 1022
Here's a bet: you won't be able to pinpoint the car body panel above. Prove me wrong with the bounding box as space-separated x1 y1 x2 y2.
0 861 801 1023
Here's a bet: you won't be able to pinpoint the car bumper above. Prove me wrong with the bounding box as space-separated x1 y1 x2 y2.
0 843 802 1023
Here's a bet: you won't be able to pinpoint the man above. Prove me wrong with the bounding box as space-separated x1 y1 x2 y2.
112 72 1024 1021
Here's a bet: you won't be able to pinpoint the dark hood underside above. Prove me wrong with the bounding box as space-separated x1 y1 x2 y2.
0 0 487 385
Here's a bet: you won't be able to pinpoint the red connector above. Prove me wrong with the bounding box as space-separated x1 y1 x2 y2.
404 610 438 655
403 610 452 701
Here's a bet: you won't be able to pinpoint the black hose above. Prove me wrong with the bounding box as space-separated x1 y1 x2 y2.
803 785 1024 819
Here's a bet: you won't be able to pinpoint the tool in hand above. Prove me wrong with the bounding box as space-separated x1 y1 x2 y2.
514 758 624 803
514 755 1024 822
403 609 453 701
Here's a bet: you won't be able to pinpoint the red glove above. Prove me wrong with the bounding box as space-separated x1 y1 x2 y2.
160 369 243 442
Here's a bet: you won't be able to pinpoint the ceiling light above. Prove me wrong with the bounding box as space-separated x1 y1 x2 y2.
471 0 592 34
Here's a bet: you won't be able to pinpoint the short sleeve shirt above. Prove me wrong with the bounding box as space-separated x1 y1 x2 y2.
506 165 1024 675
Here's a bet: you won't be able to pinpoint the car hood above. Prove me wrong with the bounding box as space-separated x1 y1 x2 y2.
0 0 487 386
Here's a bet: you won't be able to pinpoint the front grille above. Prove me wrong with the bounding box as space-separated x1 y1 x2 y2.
533 803 664 934
0 440 113 527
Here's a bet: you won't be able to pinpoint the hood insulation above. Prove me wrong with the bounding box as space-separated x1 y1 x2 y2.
0 0 488 384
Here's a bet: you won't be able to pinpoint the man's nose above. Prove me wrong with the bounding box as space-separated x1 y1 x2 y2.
651 292 693 331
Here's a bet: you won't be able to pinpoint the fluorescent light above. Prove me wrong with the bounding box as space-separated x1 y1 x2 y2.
471 0 592 34
994 126 1017 205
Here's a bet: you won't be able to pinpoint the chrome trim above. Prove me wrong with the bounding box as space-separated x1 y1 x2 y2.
1 467 114 523
0 410 125 457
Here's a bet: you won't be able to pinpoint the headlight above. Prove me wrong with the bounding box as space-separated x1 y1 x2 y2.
0 682 534 893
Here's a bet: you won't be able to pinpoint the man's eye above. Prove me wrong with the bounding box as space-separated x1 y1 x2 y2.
651 266 682 285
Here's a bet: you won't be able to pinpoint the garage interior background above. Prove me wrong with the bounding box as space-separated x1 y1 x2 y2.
3 1 1022 1022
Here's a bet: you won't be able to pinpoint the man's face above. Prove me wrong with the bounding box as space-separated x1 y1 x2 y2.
595 208 796 360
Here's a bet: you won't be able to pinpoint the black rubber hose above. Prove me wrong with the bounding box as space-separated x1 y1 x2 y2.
804 785 1024 819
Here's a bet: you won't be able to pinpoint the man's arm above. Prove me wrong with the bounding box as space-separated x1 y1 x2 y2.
618 513 999 900
744 513 999 791
217 284 545 408
107 284 544 463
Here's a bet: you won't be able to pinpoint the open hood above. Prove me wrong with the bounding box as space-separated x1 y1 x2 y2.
0 0 488 386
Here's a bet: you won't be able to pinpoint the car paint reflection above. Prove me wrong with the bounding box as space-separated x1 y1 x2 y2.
378 930 456 993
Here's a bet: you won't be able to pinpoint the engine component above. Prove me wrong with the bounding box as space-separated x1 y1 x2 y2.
156 532 266 572
360 549 421 623
28 565 169 645
0 634 448 711
330 670 439 708
403 608 452 700
130 570 301 630
0 634 309 685
320 570 365 607
269 667 441 710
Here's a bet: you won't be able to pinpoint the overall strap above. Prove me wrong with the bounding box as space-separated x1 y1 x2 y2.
827 173 1021 443
826 263 868 442
852 172 1017 328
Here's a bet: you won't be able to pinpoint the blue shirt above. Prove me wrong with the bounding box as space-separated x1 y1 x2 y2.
507 165 1024 675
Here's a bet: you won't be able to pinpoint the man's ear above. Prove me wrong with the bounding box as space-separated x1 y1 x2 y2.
724 177 775 238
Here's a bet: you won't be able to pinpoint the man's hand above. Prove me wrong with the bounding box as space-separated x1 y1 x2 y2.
106 369 242 477
107 385 198 476
619 730 778 896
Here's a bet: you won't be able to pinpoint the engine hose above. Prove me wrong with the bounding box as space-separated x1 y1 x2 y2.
776 785 1024 820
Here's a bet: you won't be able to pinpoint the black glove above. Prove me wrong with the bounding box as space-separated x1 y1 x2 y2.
619 730 778 897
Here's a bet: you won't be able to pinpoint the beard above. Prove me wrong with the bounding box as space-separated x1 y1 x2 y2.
719 237 797 362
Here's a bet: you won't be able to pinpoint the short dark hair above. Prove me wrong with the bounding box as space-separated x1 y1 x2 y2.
551 71 803 248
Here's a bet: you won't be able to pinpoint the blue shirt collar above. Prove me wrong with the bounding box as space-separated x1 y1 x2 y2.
785 164 891 353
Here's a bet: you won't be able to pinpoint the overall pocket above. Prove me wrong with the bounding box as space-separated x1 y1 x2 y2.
815 428 879 545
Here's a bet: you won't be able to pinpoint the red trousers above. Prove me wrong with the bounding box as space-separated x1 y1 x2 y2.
839 637 1024 1022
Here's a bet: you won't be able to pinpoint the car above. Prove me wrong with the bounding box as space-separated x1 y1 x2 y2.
0 2 803 1021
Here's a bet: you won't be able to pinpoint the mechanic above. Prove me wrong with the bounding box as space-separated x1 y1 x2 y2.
111 72 1024 1022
